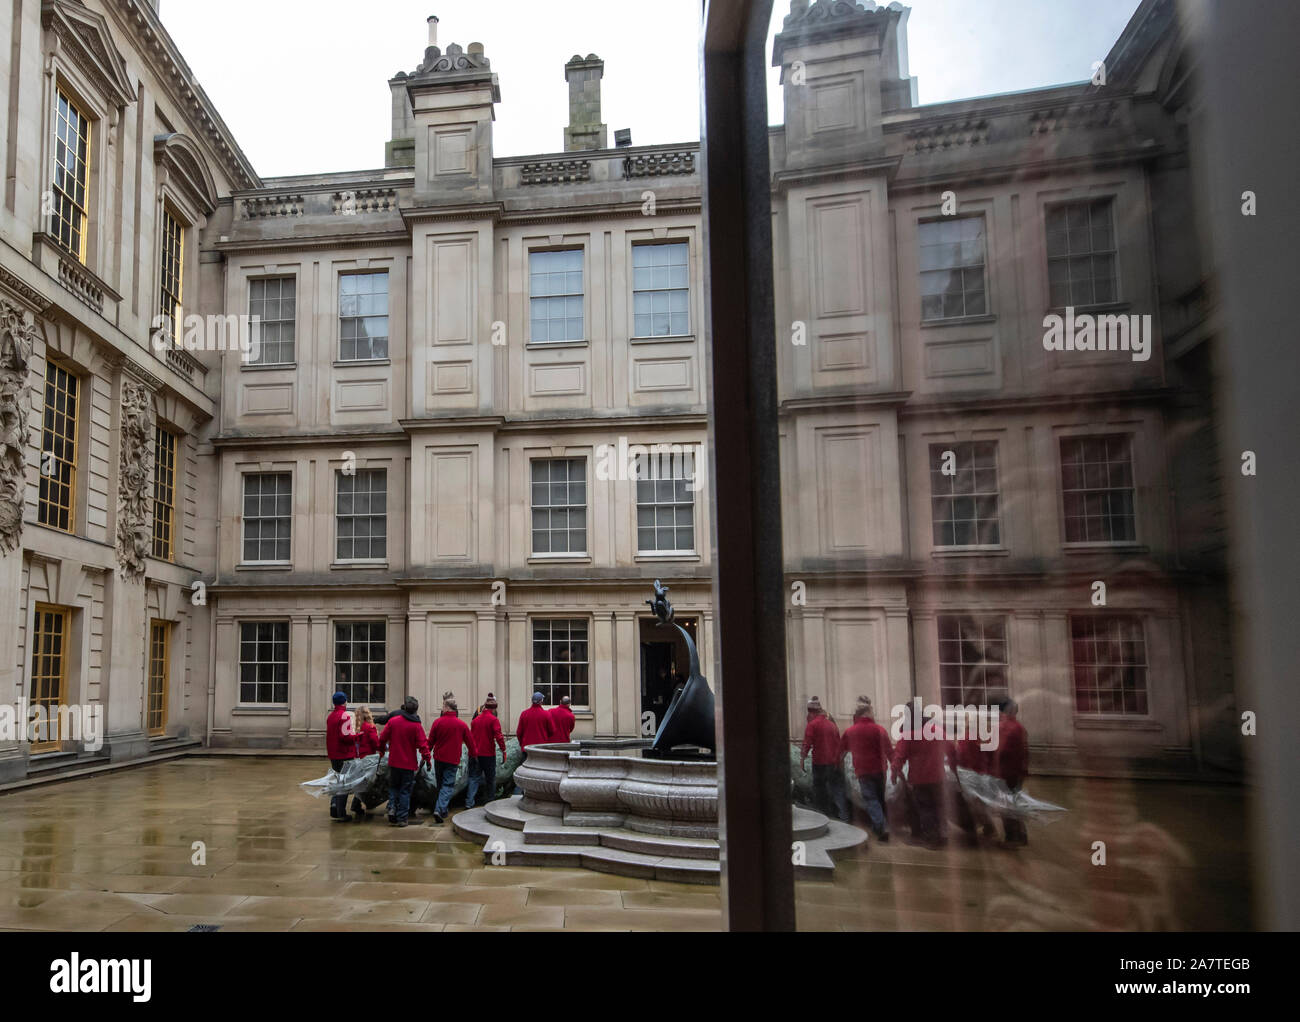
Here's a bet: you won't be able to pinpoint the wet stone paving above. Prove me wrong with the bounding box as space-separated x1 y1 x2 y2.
0 757 1250 931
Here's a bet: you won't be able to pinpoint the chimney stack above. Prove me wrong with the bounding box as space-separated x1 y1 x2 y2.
427 15 438 47
564 54 607 152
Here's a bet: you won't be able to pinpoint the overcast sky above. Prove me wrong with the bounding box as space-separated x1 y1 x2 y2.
160 0 1142 180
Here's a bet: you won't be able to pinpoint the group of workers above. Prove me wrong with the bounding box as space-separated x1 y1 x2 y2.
801 694 1030 849
324 690 578 828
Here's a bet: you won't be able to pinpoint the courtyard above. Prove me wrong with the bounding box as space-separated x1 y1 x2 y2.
0 757 1251 931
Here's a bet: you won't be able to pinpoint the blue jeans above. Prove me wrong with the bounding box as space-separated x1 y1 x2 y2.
434 760 459 817
329 758 348 818
857 772 888 836
812 764 850 822
388 767 416 823
466 755 496 809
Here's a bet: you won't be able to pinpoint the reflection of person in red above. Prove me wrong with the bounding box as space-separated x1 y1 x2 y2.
841 696 891 840
995 698 1030 846
550 695 576 742
800 696 848 822
890 704 956 849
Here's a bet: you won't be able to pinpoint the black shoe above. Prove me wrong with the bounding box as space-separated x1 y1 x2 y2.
433 813 444 825
387 815 397 826
351 797 365 818
877 832 890 843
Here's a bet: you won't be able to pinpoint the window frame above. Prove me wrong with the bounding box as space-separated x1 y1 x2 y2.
631 240 692 338
240 470 293 565
917 214 990 323
530 456 589 557
528 247 586 344
29 603 71 752
530 617 591 710
1044 196 1121 310
334 467 388 564
337 270 390 363
1068 612 1151 717
50 86 93 265
152 426 178 562
1058 433 1139 547
928 440 1003 550
237 620 291 706
37 357 80 534
936 613 1011 707
147 619 171 736
332 619 387 707
158 203 186 345
247 275 298 367
635 448 698 555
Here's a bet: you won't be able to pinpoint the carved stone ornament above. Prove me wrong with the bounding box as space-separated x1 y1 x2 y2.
0 297 37 554
115 378 154 579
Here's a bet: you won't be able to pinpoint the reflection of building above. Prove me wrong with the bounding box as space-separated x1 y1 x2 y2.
0 0 1232 782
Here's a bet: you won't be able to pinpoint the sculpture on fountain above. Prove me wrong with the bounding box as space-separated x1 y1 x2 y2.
645 579 716 757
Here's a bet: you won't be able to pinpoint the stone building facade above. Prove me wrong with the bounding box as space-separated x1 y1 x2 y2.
0 0 1233 783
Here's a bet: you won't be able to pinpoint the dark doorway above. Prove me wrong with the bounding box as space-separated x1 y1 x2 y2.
639 616 697 735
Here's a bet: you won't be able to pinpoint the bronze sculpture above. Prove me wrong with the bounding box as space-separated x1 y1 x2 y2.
646 580 716 755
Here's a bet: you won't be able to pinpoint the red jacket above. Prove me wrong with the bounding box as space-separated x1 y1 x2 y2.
326 706 359 761
356 720 380 757
956 737 993 775
891 728 956 787
378 714 431 771
801 714 842 767
470 710 506 759
550 704 576 741
428 711 474 765
841 716 892 777
516 705 555 748
995 717 1030 787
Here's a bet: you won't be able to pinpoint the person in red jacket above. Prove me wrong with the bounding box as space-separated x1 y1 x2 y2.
467 693 507 809
325 692 359 822
427 693 474 824
550 695 577 743
890 703 957 848
954 706 996 843
840 696 892 840
517 692 555 748
800 696 848 822
995 698 1030 846
514 692 556 799
377 697 431 827
347 705 381 820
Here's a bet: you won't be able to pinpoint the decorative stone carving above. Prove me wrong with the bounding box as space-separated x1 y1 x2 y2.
411 41 491 76
905 119 989 154
115 379 154 579
624 151 696 178
520 159 591 185
0 298 37 554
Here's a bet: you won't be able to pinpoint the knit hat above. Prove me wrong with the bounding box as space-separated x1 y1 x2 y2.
442 691 457 713
532 692 545 704
484 692 498 708
854 695 873 718
806 696 823 712
332 691 347 706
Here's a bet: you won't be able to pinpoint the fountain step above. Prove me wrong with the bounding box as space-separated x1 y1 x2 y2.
453 800 867 884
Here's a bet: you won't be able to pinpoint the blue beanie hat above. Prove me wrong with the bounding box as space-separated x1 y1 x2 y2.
332 691 347 706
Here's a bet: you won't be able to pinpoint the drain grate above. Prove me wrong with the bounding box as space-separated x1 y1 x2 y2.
187 924 221 932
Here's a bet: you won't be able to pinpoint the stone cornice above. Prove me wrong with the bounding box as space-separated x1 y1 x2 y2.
110 0 260 190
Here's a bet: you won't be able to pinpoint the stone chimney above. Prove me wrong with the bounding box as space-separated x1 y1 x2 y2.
564 54 607 152
772 0 917 168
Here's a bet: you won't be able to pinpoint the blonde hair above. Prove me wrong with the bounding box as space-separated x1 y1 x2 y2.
357 706 374 725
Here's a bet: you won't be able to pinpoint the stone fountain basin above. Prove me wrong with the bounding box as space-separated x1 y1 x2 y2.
513 740 718 838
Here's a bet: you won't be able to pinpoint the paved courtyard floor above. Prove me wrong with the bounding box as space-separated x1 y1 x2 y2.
0 757 1251 931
